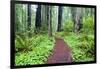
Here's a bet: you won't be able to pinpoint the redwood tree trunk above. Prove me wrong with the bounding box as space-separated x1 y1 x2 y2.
27 4 31 30
71 7 83 32
57 6 63 32
75 8 83 32
47 6 52 37
35 5 41 33
27 4 31 36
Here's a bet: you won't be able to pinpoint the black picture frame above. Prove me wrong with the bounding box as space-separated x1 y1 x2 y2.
10 1 97 69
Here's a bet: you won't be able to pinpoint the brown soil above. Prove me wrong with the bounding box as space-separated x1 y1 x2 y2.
47 37 72 64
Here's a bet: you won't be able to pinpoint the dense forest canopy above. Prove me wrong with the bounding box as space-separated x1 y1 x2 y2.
15 4 95 66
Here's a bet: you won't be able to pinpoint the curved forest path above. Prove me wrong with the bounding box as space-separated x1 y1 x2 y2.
47 37 72 64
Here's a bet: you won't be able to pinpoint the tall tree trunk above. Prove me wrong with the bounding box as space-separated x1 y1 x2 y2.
57 6 63 32
75 8 83 32
41 5 48 32
71 7 83 32
47 6 52 37
27 4 31 30
27 4 31 36
71 7 76 32
22 5 24 32
35 5 41 33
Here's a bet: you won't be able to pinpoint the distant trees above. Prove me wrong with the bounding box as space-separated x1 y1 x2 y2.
84 8 94 18
35 5 53 36
15 4 23 32
15 4 94 37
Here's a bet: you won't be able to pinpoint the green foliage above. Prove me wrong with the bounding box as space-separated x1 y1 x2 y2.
82 16 94 33
54 32 69 39
63 32 94 62
15 35 33 52
63 19 73 32
15 34 54 66
78 34 94 56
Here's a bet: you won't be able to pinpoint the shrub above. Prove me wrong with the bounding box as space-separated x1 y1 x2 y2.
15 34 54 66
63 20 73 32
15 35 34 52
82 16 94 33
63 32 94 62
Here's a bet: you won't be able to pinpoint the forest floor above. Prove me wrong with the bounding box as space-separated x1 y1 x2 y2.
47 37 72 64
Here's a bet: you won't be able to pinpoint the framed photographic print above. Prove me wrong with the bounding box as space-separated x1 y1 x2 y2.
11 0 96 69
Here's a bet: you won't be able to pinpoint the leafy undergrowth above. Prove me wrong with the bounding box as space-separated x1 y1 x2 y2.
55 32 94 62
15 34 54 66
